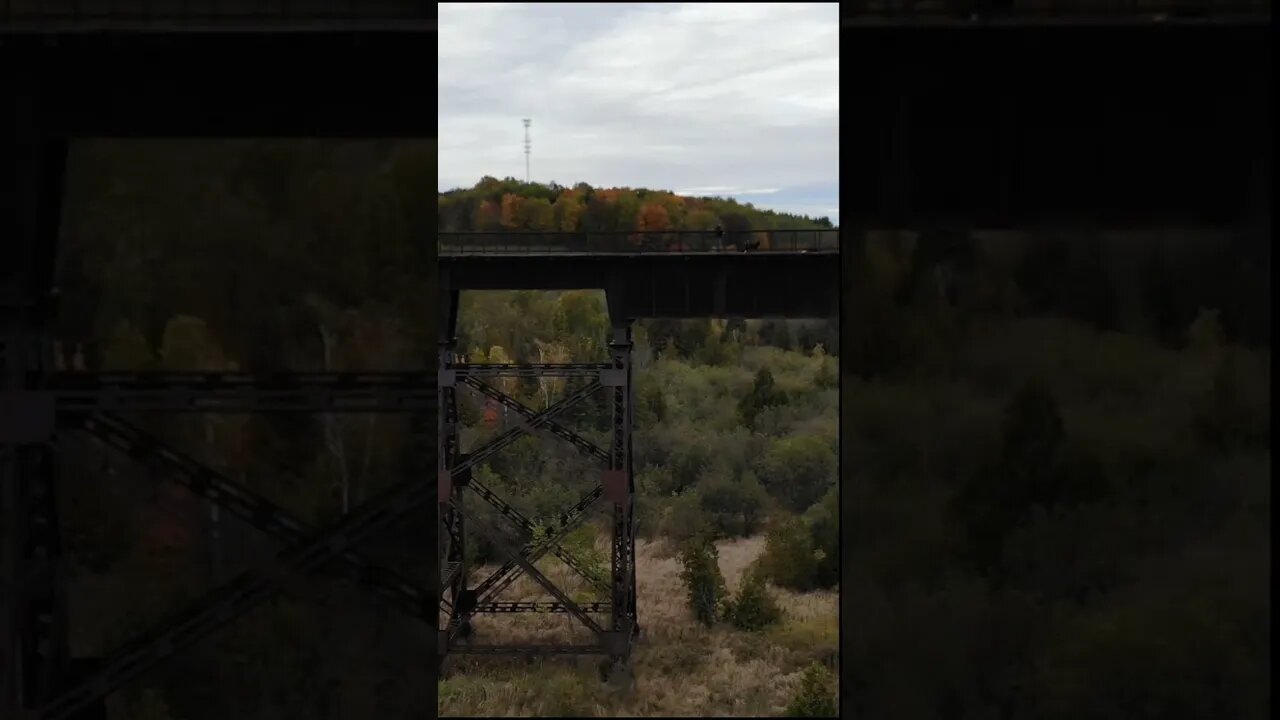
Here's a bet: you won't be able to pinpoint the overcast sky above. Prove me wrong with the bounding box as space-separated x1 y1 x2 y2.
438 3 840 224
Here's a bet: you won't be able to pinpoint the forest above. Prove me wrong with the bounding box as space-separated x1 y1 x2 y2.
841 223 1269 719
438 176 835 234
37 140 1268 718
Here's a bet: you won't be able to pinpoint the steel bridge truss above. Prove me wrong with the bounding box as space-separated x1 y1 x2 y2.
437 320 639 678
3 356 440 720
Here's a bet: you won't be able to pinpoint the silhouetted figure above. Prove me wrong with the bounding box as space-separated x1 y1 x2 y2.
714 224 724 251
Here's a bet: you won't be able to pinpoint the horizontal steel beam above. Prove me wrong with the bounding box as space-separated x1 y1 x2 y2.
473 602 611 614
453 363 611 378
45 372 434 412
447 644 607 656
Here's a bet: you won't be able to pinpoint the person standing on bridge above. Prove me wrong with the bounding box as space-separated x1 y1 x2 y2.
714 224 724 251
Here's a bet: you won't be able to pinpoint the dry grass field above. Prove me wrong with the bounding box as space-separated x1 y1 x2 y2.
438 535 839 717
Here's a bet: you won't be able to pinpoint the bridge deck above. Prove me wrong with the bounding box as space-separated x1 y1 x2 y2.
438 231 840 319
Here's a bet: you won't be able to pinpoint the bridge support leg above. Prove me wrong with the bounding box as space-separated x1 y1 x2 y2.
2 94 96 718
437 286 471 658
603 322 638 677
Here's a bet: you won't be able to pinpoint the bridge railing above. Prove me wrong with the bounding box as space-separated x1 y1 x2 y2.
438 229 841 255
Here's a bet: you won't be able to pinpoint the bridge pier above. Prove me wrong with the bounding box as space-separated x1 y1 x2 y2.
3 93 104 720
436 283 638 672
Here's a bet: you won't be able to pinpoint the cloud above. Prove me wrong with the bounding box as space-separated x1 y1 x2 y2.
438 2 839 224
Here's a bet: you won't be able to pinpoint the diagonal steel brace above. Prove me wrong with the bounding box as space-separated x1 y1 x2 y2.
449 380 601 475
74 412 434 621
470 485 605 603
445 381 610 593
453 505 603 637
460 376 610 463
38 434 438 720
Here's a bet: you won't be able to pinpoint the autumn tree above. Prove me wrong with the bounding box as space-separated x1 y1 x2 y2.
500 193 524 230
521 197 555 231
637 201 671 232
473 199 501 231
552 189 585 231
684 208 719 231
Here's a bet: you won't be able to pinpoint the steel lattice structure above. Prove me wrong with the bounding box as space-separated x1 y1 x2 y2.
435 287 639 681
2 367 440 720
1 30 439 716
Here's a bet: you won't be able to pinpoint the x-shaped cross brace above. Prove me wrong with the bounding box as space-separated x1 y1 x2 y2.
41 387 595 720
73 413 434 619
441 380 612 614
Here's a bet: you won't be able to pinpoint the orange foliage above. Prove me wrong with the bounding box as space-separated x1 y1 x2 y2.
500 193 523 230
637 202 671 232
553 190 585 231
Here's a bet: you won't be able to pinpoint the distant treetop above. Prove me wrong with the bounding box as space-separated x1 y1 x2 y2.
439 178 833 233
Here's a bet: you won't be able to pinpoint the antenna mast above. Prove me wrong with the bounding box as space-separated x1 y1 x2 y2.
522 118 532 183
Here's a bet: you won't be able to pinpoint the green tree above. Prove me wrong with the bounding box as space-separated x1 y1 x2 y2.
725 563 784 631
806 485 839 588
755 436 835 513
677 537 729 626
521 196 555 231
661 489 712 546
698 465 769 538
759 513 820 591
739 368 788 429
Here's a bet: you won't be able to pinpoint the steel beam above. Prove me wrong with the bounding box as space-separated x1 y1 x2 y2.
37 453 439 720
72 413 435 622
452 506 603 637
46 372 435 413
3 90 77 720
454 363 612 378
447 644 607 656
473 602 611 614
606 324 639 661
460 377 610 462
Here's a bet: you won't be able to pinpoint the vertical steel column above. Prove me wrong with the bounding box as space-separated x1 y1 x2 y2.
437 283 470 657
2 91 80 717
604 322 638 666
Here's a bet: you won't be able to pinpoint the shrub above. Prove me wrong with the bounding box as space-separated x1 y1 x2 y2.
661 490 713 546
699 465 770 538
813 352 838 389
739 368 788 428
805 486 839 588
725 564 784 631
677 538 729 626
755 436 836 513
759 514 820 591
785 662 838 717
